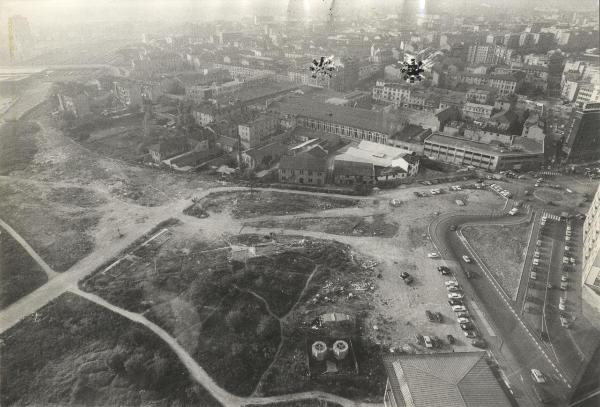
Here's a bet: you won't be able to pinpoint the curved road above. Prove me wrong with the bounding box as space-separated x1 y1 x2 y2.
428 211 574 406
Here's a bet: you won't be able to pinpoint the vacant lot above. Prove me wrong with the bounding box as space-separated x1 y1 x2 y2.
245 214 398 238
191 191 361 218
0 121 39 175
83 122 159 163
0 226 48 309
82 226 384 400
463 221 532 298
0 292 221 407
0 181 102 272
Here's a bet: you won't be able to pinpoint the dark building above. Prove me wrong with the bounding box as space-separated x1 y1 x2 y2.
563 103 600 162
331 57 359 92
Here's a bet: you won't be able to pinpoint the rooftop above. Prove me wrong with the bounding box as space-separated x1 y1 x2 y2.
383 352 512 407
269 96 404 135
425 133 543 155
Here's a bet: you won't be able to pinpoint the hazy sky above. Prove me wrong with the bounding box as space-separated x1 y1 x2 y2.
1 0 598 27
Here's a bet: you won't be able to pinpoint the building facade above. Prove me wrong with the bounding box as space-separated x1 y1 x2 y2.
583 185 600 329
562 103 600 162
424 133 544 172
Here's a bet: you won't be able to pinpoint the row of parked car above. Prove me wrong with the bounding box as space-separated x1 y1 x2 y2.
489 183 513 199
444 276 486 348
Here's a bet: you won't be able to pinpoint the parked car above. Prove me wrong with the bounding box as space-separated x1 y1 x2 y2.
462 255 472 263
435 312 443 322
428 252 440 258
471 338 487 348
570 257 575 265
530 271 537 280
563 256 570 264
559 301 566 311
464 330 477 338
389 199 403 207
448 299 463 306
560 281 568 290
531 369 546 384
561 275 568 282
508 207 519 216
560 316 571 328
423 335 433 348
533 258 540 266
445 280 459 287
447 334 455 344
447 285 460 292
426 310 435 322
448 293 464 300
438 265 451 275
457 311 470 318
452 305 467 312
401 272 414 285
460 322 474 330
457 317 470 324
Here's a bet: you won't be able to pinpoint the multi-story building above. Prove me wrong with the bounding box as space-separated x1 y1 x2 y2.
113 81 143 107
466 44 512 66
238 114 279 150
423 132 544 172
575 83 600 106
462 102 494 120
450 72 518 96
269 98 406 145
466 87 495 104
372 82 439 111
487 74 519 96
562 103 600 162
583 185 600 329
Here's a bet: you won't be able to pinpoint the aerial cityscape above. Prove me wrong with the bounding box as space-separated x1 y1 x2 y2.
1 0 600 406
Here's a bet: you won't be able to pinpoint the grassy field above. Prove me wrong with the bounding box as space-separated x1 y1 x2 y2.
191 191 361 219
82 229 384 400
0 121 39 175
0 181 102 272
0 292 221 407
245 214 398 238
463 221 532 299
0 226 48 309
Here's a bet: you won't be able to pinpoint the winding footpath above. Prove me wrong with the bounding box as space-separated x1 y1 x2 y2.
0 186 385 407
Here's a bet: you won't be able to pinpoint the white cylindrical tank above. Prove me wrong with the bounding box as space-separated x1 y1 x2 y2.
333 340 349 360
311 341 327 361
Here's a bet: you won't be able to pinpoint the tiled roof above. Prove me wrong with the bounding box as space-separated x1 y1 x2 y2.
269 96 404 135
279 151 328 171
383 352 512 407
333 160 375 177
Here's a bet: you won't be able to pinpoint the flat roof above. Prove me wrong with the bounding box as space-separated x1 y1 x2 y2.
425 132 543 156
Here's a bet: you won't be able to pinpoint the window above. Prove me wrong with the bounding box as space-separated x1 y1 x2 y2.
308 171 313 176
300 170 304 175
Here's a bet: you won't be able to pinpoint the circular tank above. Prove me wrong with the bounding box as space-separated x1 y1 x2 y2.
332 340 349 360
311 341 327 361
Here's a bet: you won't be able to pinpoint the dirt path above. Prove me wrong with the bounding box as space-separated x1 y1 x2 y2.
69 288 382 407
0 217 59 280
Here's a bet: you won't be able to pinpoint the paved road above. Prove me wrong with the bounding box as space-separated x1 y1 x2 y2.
0 218 59 280
429 211 572 407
